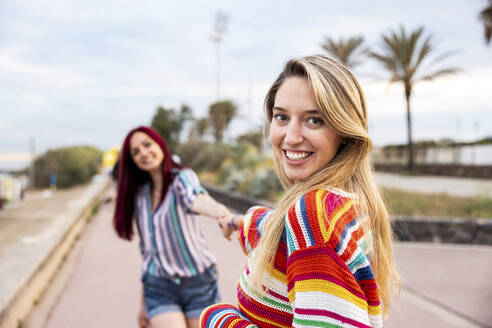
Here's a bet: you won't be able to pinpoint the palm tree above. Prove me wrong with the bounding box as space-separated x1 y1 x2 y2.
321 36 366 68
480 0 492 45
188 117 209 140
195 117 209 139
208 100 238 142
369 26 458 170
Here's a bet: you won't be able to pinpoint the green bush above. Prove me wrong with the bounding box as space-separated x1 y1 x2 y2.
176 140 234 173
33 146 102 188
248 167 282 199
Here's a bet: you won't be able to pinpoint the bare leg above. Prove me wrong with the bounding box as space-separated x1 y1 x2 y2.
186 317 200 328
150 311 187 328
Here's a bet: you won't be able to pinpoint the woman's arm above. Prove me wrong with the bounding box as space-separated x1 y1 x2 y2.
217 206 272 254
191 193 231 219
200 303 258 328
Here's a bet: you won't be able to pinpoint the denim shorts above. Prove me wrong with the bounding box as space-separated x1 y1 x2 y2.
142 265 220 319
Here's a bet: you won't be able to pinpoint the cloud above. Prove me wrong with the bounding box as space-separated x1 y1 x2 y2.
361 66 492 116
0 0 490 156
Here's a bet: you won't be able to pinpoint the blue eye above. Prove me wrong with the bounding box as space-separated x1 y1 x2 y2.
274 114 288 122
308 117 324 125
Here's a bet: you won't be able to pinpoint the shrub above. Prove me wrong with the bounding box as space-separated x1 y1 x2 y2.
176 140 234 173
248 167 282 199
33 146 102 188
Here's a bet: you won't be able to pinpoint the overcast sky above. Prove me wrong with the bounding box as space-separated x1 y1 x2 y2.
1 0 491 168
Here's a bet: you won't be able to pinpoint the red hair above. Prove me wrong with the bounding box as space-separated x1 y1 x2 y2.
113 126 183 240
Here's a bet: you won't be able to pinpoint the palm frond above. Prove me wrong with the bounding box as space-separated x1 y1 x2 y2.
321 36 365 68
367 51 399 75
429 49 461 64
420 68 460 81
480 3 492 44
413 34 433 70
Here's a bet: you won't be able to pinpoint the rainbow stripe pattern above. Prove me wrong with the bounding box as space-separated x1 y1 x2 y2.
201 188 382 328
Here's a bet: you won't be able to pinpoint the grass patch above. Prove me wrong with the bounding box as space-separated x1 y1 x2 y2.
382 187 492 219
91 201 101 216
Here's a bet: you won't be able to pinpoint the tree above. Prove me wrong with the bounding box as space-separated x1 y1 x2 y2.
33 146 101 188
208 100 237 142
321 36 366 68
369 26 458 170
189 117 209 140
151 104 193 151
480 0 492 45
237 129 264 151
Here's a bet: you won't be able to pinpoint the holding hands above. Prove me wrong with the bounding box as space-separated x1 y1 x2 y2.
219 214 243 241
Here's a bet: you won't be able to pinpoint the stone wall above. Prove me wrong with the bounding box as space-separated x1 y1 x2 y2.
392 216 492 245
205 184 274 213
205 183 492 245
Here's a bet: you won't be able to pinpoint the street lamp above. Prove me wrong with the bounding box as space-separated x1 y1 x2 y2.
210 11 229 101
29 137 35 189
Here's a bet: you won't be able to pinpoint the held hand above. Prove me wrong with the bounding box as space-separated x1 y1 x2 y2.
218 214 242 241
218 217 234 241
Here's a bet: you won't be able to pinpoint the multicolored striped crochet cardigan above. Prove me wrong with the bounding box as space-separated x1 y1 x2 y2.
200 188 383 328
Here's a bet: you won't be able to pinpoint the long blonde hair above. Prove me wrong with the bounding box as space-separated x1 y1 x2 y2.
249 55 399 316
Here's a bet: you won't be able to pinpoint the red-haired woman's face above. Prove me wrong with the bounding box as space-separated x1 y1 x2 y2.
129 131 164 173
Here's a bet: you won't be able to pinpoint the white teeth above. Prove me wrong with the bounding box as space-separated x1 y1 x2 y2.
285 151 311 161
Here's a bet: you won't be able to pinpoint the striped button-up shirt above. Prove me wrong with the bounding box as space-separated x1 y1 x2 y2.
135 168 216 278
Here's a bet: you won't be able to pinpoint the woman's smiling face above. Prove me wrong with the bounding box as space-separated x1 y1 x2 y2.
269 76 342 183
129 131 164 173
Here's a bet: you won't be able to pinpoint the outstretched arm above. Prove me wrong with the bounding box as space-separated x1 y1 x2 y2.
192 193 231 220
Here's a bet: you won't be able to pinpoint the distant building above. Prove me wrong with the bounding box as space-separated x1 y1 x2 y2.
373 144 492 166
0 173 28 208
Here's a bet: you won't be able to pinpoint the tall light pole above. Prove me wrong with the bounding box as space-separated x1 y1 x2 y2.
29 137 35 189
210 11 228 101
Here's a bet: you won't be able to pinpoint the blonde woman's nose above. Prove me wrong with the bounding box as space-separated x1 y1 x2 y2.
284 123 303 145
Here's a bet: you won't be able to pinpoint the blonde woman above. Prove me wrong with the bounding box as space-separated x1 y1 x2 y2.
201 55 399 328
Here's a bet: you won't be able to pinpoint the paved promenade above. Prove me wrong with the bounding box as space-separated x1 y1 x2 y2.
2 172 491 327
36 196 492 327
0 178 108 327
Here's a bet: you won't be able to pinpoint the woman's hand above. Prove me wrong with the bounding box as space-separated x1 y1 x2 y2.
219 215 242 241
139 287 149 328
138 304 149 328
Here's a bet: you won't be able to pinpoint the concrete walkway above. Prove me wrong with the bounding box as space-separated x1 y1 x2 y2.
375 172 492 198
0 178 108 327
36 197 492 328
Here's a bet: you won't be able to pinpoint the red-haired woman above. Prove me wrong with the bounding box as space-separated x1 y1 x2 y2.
114 126 230 328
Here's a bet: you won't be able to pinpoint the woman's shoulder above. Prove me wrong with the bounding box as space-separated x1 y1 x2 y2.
172 167 198 185
291 188 357 217
175 167 197 179
284 188 360 250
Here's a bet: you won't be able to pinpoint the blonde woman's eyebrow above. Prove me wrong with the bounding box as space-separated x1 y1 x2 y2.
273 106 319 112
